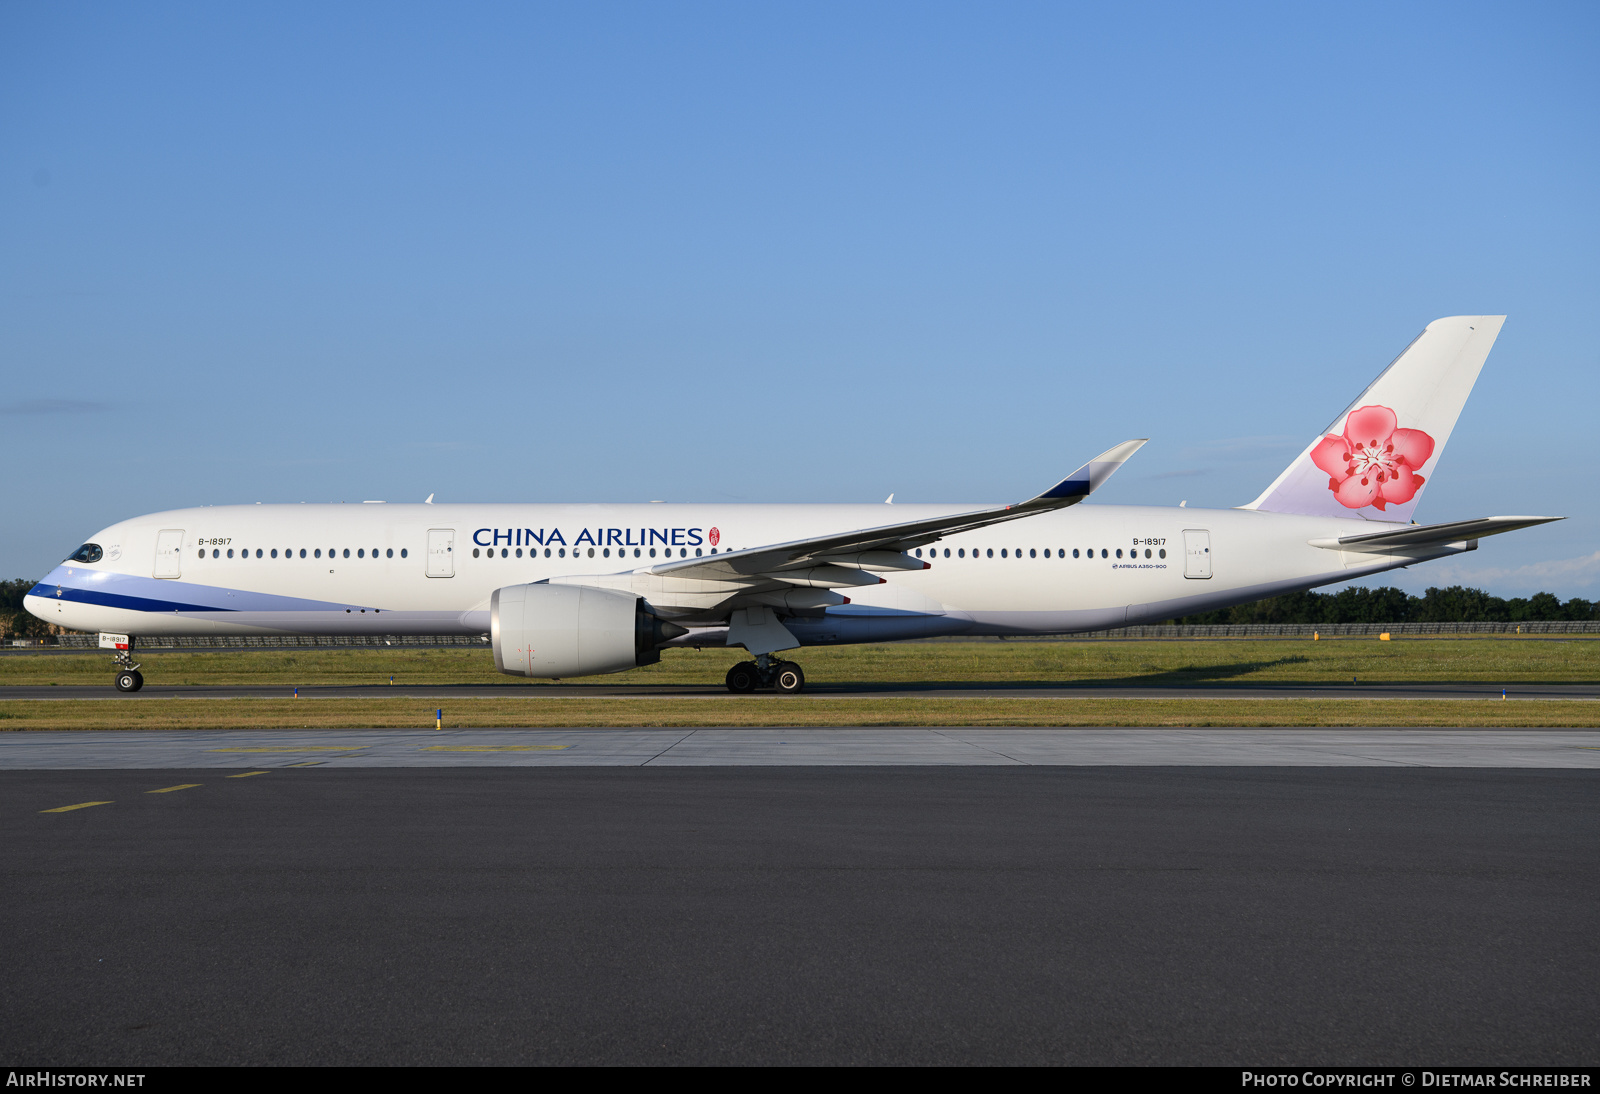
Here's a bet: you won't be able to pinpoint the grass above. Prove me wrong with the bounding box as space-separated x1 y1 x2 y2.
1 637 1596 688
0 696 1596 730
3 639 1594 729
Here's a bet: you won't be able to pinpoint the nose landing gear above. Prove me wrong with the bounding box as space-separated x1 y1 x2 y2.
109 636 144 693
724 653 806 694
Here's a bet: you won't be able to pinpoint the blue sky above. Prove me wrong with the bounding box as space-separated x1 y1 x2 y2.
3 1 1597 596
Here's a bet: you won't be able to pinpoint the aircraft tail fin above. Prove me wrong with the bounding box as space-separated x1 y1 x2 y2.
1242 316 1505 522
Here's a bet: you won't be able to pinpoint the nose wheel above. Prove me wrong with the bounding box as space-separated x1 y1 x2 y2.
724 656 806 694
110 637 143 693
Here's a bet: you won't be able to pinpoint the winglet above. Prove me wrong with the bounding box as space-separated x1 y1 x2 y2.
1023 439 1147 507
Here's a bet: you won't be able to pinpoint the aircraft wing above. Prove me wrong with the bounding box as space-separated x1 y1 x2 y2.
645 439 1148 581
1311 515 1563 553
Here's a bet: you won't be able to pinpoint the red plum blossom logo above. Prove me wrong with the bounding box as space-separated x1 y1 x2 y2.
1311 405 1434 511
708 527 721 547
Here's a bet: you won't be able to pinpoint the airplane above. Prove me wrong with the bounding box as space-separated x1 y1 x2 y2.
25 315 1560 694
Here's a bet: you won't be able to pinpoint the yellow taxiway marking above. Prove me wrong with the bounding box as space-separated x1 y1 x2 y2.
226 771 270 778
285 761 324 767
40 801 113 813
146 784 202 794
206 747 367 753
420 745 572 752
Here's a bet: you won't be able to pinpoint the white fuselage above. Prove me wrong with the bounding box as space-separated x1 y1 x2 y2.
25 501 1462 646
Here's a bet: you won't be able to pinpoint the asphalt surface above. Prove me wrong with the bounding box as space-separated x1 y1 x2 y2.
3 727 1599 768
3 766 1596 1065
6 680 1600 700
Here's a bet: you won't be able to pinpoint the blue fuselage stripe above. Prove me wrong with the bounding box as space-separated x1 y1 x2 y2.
29 583 236 614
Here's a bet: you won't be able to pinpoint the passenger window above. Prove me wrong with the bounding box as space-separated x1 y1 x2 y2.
915 548 923 557
1116 549 1123 558
1030 549 1037 558
1000 549 1007 558
358 549 364 558
695 548 702 556
1159 548 1166 559
986 549 993 558
588 548 595 558
314 549 321 559
400 549 407 558
943 548 950 558
958 549 964 558
1145 549 1152 558
343 549 350 559
271 549 277 558
473 548 480 558
1073 549 1080 558
516 548 523 558
603 548 610 558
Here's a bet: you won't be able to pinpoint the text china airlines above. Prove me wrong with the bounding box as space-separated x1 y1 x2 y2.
473 525 721 549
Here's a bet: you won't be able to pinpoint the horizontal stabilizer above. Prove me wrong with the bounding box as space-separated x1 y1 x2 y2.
1309 515 1562 554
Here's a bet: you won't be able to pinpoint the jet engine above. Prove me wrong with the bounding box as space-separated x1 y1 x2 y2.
490 583 686 678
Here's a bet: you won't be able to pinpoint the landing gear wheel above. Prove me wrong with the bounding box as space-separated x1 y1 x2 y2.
115 670 144 693
725 663 760 694
774 662 805 694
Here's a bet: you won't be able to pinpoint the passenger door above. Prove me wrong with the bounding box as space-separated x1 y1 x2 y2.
1182 529 1212 579
426 528 455 578
154 529 185 579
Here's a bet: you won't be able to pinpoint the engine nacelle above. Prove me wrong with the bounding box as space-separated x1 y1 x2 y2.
490 583 685 678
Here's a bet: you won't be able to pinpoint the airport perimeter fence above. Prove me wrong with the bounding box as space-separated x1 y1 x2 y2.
9 620 1600 650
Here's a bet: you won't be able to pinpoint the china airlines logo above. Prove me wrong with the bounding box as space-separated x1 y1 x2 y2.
708 527 721 547
1310 405 1434 511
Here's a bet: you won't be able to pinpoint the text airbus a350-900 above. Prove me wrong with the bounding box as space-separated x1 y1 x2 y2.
27 316 1560 694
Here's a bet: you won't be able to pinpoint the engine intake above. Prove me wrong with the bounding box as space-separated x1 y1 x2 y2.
491 583 686 678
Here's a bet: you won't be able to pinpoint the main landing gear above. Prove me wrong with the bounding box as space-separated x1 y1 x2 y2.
725 653 806 694
112 639 144 693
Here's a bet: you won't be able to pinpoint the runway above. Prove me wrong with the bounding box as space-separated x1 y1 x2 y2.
4 765 1595 1065
5 679 1599 700
2 726 1599 768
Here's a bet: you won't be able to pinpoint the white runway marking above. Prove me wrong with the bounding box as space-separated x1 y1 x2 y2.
1 728 1599 768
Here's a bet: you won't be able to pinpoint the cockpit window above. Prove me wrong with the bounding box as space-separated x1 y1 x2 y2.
68 543 103 563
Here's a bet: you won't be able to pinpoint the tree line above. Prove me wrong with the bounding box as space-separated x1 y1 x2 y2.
3 576 1598 639
1171 584 1600 625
